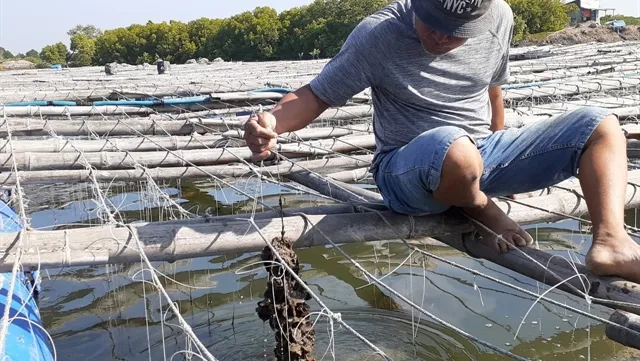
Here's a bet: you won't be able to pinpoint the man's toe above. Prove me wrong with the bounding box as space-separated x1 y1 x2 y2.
520 229 534 245
512 233 528 247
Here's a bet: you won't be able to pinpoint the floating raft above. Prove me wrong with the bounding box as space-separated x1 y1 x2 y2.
3 40 640 359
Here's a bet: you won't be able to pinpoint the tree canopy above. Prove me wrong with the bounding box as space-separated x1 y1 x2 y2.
25 49 39 58
1 0 585 67
0 47 13 60
40 42 68 65
506 0 577 42
67 24 103 39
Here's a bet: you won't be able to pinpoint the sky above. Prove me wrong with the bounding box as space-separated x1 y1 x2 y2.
0 0 639 54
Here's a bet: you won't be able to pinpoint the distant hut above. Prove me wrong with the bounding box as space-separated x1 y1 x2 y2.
563 0 613 25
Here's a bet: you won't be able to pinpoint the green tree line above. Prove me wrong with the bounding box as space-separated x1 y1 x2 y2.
1 0 591 68
0 47 39 60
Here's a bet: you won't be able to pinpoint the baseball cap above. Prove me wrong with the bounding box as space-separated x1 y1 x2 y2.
411 0 496 38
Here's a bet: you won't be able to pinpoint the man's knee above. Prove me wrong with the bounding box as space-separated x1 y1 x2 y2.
441 136 483 184
434 136 485 207
586 114 625 147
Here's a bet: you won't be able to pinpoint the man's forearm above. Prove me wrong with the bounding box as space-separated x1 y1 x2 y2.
489 85 504 132
269 84 330 134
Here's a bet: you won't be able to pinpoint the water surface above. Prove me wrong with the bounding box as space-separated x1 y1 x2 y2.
22 179 640 361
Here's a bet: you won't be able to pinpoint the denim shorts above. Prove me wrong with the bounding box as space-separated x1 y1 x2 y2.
372 106 615 216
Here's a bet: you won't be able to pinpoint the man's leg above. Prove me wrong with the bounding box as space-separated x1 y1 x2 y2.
373 125 533 253
475 106 640 282
432 136 533 253
375 108 640 283
579 115 640 282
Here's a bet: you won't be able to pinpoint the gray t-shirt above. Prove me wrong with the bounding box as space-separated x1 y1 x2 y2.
309 0 514 169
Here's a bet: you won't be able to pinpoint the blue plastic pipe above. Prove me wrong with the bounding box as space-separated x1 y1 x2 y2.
501 81 554 90
92 96 212 107
4 100 77 107
250 87 292 94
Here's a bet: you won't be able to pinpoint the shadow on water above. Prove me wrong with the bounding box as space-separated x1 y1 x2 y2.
24 180 640 360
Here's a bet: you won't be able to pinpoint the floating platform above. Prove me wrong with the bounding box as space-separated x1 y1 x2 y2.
2 41 640 359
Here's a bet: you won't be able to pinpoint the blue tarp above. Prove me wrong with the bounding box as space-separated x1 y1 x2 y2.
0 201 55 361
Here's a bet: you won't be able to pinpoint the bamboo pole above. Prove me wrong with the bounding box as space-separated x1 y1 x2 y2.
164 104 375 128
0 110 536 140
0 105 375 136
1 170 639 271
148 105 270 120
0 123 373 154
0 128 640 177
0 83 371 104
0 176 640 301
606 311 640 349
509 56 640 73
326 168 371 183
222 123 373 141
629 140 640 158
0 135 375 171
0 155 373 185
285 171 382 203
283 170 640 323
5 101 638 141
525 105 640 119
0 92 286 113
4 100 637 140
510 64 640 83
0 105 156 117
504 77 640 101
0 118 222 137
0 135 234 153
622 125 640 139
217 107 543 129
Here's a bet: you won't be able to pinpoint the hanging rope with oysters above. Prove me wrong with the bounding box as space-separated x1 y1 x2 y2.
255 179 316 360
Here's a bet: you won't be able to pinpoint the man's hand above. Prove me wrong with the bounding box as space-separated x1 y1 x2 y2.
244 112 278 162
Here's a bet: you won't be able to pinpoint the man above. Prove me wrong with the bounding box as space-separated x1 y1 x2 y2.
243 0 640 283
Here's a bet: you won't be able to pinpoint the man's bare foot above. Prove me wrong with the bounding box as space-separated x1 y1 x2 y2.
462 197 534 253
586 230 640 283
